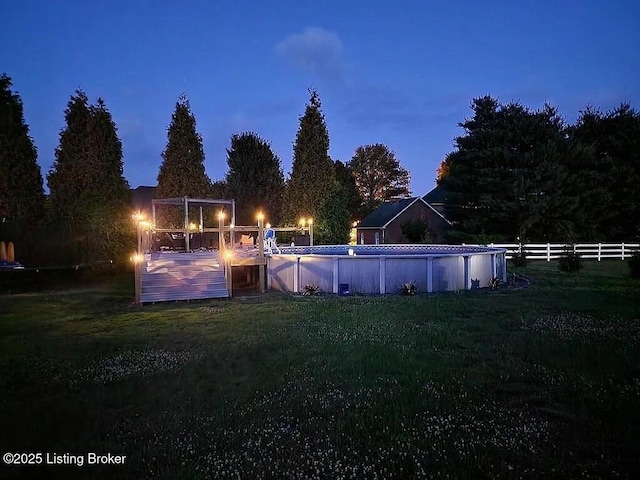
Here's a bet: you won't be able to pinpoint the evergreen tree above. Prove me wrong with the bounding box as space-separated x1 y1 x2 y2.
572 104 640 240
157 95 212 226
225 132 284 226
210 180 227 199
348 143 411 217
314 181 351 245
440 97 587 242
333 159 362 222
48 91 131 262
85 98 132 257
283 88 334 223
47 90 92 243
0 74 45 227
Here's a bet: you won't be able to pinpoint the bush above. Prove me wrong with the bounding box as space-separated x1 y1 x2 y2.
511 250 529 268
628 251 640 279
401 219 430 243
303 284 320 296
401 281 417 295
558 247 583 273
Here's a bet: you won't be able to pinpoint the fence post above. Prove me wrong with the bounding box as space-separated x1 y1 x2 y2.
332 256 339 294
622 242 625 260
598 243 601 261
547 243 551 262
427 257 433 293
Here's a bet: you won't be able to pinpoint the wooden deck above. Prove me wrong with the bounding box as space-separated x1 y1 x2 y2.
135 249 267 303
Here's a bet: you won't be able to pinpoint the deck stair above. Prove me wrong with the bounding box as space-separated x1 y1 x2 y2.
138 251 229 303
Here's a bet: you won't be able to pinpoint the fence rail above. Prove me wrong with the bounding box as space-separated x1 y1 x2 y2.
479 243 640 261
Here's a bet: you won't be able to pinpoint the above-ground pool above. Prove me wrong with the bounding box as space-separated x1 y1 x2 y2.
267 244 507 295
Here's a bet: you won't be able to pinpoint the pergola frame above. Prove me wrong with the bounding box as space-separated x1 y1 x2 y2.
151 197 236 252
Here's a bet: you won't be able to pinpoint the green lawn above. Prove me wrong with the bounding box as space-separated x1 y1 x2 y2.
1 261 639 479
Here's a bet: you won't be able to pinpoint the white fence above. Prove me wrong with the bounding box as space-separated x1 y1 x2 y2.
478 243 640 261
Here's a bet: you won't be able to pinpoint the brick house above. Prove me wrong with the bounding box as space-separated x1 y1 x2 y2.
422 184 450 216
356 196 452 244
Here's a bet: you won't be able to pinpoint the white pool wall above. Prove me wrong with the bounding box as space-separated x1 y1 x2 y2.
267 245 507 295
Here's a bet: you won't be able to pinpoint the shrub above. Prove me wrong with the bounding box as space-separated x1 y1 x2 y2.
401 219 430 243
489 277 501 290
401 281 417 295
558 247 583 273
302 284 320 296
511 250 529 268
628 250 640 279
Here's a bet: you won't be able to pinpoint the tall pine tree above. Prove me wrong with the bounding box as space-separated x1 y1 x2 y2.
157 95 212 226
283 89 335 223
47 90 92 241
333 159 362 222
48 91 131 263
85 98 132 257
225 132 284 226
440 96 585 242
0 74 45 264
0 74 45 226
572 104 640 240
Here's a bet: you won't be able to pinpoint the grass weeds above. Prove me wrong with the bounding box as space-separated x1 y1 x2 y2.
0 261 639 479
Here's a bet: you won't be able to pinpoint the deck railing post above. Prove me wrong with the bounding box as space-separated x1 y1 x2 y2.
184 196 190 252
134 261 141 304
547 243 551 262
257 215 265 292
622 242 625 260
598 243 602 261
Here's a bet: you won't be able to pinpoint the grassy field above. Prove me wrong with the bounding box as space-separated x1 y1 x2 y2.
1 261 639 479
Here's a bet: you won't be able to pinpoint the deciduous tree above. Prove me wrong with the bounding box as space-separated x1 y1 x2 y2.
348 143 410 217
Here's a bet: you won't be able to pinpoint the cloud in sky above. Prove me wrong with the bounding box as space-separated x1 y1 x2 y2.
275 27 345 81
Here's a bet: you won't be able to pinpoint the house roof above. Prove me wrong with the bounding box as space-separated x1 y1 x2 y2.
422 184 448 204
358 194 454 229
358 197 420 228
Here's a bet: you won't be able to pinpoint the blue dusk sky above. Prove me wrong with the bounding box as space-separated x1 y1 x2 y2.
2 0 639 197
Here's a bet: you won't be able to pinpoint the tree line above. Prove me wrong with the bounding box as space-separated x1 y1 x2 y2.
5 72 635 266
438 96 640 243
1 77 411 266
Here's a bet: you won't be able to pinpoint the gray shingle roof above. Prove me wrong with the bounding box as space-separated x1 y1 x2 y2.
422 185 448 204
358 197 418 228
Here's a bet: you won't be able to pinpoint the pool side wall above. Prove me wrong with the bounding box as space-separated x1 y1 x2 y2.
267 247 506 295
